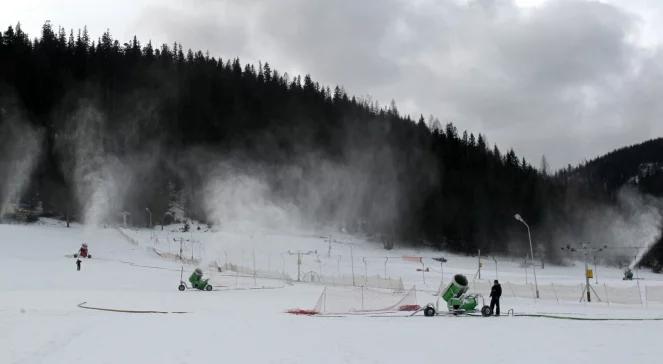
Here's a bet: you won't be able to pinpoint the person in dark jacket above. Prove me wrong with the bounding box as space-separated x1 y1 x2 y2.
489 280 502 316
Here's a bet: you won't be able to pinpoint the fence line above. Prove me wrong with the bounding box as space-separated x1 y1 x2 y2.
118 228 663 305
466 278 663 306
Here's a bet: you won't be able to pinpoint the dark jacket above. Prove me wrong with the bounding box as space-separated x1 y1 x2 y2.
490 283 502 299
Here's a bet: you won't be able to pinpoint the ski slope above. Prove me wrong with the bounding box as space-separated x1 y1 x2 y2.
2 219 663 364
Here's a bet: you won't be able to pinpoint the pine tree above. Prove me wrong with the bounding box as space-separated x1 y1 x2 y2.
263 62 271 83
540 155 549 176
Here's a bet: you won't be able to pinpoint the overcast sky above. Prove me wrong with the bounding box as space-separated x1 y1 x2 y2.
3 0 663 169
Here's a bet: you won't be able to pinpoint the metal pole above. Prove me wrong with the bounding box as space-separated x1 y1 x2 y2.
297 252 302 282
350 246 355 286
440 260 444 286
525 224 540 299
551 282 559 304
421 258 426 284
493 256 498 280
281 253 285 276
585 250 591 302
384 257 388 278
478 249 481 279
253 249 257 286
637 276 643 307
363 257 368 285
361 286 365 310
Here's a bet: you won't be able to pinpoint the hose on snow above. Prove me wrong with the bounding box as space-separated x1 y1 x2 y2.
77 301 188 314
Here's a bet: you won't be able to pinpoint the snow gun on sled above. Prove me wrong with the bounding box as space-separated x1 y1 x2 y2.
422 274 491 317
73 243 91 258
178 267 213 291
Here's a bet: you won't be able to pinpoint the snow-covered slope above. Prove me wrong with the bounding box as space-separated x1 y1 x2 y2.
2 220 662 363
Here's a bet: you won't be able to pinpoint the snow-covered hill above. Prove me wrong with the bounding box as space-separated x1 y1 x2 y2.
2 220 662 363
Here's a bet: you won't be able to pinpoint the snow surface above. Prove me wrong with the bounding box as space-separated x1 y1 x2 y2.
2 219 663 363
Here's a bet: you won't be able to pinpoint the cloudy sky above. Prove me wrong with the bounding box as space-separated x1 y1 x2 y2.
3 0 663 169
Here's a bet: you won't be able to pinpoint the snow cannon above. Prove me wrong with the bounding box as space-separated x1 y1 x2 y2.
623 268 634 280
177 267 213 291
441 274 478 312
423 273 489 317
441 274 469 302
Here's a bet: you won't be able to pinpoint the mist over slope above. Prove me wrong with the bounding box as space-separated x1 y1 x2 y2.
559 139 663 268
0 22 661 267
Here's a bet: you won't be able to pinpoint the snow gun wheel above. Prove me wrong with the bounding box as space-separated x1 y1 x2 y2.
178 284 186 291
205 284 213 291
423 306 436 317
481 305 492 317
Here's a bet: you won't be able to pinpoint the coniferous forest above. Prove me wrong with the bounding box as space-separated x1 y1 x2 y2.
1 22 662 267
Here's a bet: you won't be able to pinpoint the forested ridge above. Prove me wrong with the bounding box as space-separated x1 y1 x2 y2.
1 22 661 266
566 138 663 267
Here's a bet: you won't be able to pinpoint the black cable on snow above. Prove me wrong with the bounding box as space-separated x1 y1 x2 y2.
512 313 663 321
77 302 187 314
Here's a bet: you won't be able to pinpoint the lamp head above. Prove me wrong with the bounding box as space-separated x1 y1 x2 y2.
514 213 523 223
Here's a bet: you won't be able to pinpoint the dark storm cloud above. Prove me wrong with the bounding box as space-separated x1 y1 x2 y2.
128 0 662 168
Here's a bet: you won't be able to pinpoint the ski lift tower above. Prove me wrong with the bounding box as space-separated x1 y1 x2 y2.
287 250 317 282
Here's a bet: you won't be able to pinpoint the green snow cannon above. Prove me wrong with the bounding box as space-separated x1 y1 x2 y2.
178 267 213 291
441 274 469 302
442 274 478 311
423 273 489 317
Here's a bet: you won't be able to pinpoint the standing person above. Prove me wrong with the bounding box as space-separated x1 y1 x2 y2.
490 279 502 316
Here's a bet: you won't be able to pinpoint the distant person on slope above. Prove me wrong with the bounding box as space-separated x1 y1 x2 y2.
490 280 502 316
189 268 210 290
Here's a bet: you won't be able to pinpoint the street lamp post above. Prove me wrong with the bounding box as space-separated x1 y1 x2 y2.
515 213 540 299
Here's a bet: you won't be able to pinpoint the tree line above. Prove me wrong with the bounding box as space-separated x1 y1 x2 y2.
1 22 660 267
